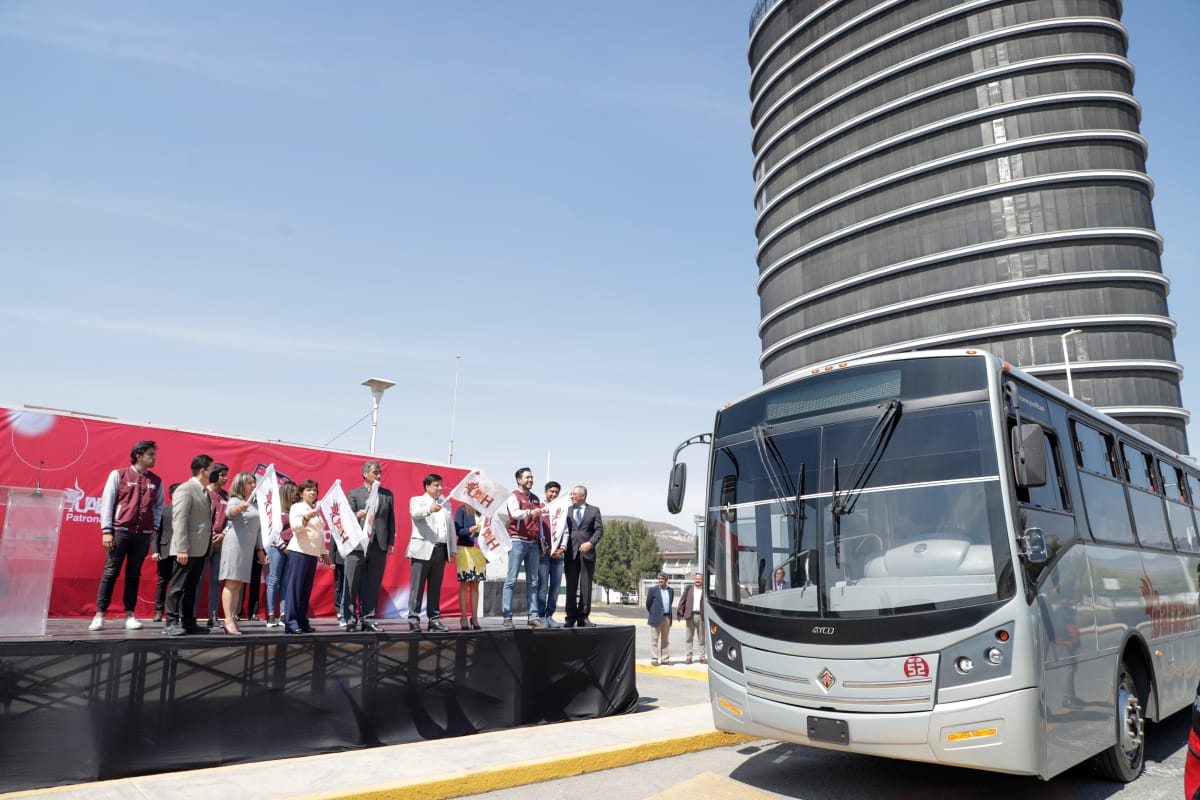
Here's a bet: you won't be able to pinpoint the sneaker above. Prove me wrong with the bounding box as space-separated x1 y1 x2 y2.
337 616 347 628
501 618 514 629
88 614 104 632
651 659 659 666
125 615 143 631
545 617 561 628
528 618 547 629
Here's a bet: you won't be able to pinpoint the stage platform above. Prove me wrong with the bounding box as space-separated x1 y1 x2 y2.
0 618 639 793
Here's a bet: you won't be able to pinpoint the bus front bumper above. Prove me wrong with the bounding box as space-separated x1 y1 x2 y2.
709 668 1042 776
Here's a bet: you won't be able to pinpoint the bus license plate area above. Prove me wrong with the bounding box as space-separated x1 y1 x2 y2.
807 716 849 745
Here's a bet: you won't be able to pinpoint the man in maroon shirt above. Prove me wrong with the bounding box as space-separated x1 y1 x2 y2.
89 440 164 632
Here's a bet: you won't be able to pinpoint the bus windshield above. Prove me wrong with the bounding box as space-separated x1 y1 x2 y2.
706 358 1011 618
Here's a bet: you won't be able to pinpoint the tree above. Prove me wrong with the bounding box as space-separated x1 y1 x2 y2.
594 519 662 601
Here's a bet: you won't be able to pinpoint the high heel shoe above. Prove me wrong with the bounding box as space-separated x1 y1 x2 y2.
222 623 243 635
470 618 482 631
460 615 470 630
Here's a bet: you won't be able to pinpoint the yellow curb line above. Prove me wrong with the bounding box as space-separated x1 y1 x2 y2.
636 663 710 682
290 730 758 800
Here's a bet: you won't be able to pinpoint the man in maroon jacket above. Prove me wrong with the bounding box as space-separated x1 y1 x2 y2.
89 440 164 632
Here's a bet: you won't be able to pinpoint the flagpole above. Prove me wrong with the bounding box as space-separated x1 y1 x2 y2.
448 355 461 464
546 450 551 484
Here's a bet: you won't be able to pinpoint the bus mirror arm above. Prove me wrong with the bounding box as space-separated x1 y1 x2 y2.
1018 527 1048 564
667 433 712 514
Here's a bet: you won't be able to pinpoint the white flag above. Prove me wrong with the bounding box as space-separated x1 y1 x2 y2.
361 478 380 543
255 464 283 549
476 511 512 562
448 469 508 516
542 493 571 553
318 479 366 559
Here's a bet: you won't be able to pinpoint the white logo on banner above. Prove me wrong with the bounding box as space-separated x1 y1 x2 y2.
448 469 512 562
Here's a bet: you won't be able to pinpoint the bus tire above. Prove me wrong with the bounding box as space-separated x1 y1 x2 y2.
1093 658 1145 782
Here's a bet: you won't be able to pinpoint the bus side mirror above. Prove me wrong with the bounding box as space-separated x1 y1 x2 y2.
667 462 687 514
1020 527 1048 564
1012 423 1048 488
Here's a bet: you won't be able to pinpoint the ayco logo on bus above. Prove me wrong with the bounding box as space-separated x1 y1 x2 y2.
903 656 931 678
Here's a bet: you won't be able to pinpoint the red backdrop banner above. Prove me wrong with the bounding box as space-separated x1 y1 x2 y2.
0 406 469 618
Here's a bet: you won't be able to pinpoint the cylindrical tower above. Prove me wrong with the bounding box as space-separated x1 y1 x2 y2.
748 0 1187 452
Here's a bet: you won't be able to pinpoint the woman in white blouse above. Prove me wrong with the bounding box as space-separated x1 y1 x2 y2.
283 480 327 634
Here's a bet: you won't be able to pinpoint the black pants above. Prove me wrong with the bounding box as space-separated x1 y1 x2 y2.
564 554 595 624
408 545 447 621
166 550 209 626
154 555 175 612
240 557 263 619
332 562 345 619
343 544 389 622
95 531 152 614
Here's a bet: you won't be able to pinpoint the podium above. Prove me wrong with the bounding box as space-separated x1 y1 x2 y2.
0 487 67 636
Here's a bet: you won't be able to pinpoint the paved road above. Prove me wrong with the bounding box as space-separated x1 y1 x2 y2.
486 603 1190 800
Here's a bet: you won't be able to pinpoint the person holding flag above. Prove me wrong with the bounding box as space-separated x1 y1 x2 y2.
345 461 395 633
407 473 456 633
283 480 327 634
537 481 570 628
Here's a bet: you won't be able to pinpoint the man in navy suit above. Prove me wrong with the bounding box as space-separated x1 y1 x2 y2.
563 485 603 628
646 572 674 666
345 461 396 632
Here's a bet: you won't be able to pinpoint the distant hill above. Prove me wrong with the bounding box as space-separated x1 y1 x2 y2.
609 515 696 555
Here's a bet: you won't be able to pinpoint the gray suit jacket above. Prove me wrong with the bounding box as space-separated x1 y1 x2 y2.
565 503 603 560
347 483 396 552
170 478 212 558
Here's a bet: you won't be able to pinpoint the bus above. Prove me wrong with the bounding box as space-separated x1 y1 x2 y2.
666 349 1199 782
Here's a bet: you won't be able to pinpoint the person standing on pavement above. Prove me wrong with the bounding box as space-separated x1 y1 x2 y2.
563 485 603 628
90 439 164 632
163 455 214 636
536 480 566 628
676 572 706 664
151 483 181 622
345 460 396 633
407 473 455 633
647 573 674 666
503 468 544 629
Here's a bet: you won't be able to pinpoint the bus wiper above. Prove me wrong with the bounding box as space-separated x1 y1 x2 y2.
752 423 795 517
830 399 902 568
831 399 902 518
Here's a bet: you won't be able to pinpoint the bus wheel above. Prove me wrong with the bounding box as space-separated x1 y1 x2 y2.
1093 659 1145 782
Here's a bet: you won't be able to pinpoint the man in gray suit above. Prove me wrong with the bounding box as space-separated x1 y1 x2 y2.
164 455 214 636
345 460 396 632
563 485 604 628
407 473 456 633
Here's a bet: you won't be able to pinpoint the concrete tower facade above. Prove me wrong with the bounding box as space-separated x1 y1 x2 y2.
749 0 1187 452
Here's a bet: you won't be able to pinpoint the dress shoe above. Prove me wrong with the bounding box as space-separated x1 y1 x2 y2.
300 625 316 634
470 619 482 631
427 620 449 633
207 614 218 629
284 626 303 635
184 624 207 635
563 620 576 628
345 619 359 633
152 611 164 623
362 620 384 633
163 623 186 637
501 618 514 629
222 623 243 636
527 618 547 629
408 621 421 633
579 619 597 628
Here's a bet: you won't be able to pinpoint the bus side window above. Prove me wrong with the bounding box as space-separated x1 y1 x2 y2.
1071 421 1134 544
1161 460 1199 552
1016 427 1067 511
1122 442 1171 549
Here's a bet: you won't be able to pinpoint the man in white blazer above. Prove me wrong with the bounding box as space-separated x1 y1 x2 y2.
407 473 456 633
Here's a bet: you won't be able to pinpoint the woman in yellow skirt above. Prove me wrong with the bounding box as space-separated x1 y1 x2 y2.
453 502 487 630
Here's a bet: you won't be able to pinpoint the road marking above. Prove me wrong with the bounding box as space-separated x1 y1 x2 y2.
637 663 710 682
646 771 779 799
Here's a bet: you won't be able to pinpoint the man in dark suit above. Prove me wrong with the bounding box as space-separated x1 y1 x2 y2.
345 460 396 632
164 455 213 636
675 572 706 664
563 485 603 628
647 573 674 666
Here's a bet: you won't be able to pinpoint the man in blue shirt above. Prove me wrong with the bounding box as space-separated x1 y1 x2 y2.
646 572 674 666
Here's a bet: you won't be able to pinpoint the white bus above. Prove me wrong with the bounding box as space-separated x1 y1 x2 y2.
667 349 1199 782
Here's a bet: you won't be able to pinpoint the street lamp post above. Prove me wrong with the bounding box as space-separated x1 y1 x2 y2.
448 355 461 464
361 378 396 454
1061 329 1083 399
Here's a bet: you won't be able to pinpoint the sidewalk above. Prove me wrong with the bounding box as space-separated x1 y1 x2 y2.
2 703 746 800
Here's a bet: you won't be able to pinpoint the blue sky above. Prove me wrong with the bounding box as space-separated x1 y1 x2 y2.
1 3 1196 528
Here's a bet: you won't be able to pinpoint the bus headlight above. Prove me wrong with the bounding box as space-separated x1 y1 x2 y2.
708 623 744 673
938 624 1014 690
985 647 1003 666
955 656 974 674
